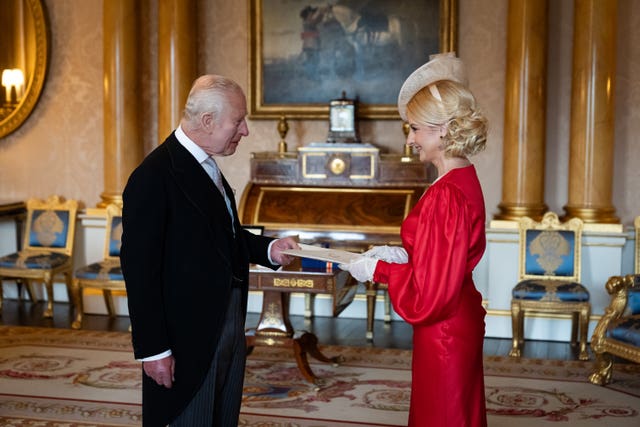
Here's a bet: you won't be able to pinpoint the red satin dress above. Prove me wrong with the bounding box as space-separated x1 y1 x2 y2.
373 165 487 427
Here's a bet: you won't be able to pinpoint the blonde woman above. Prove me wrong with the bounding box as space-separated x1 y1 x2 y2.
340 53 488 427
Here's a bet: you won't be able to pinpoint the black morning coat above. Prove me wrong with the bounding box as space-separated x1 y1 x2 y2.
120 132 278 426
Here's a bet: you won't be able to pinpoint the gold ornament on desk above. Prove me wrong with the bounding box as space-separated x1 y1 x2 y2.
277 116 289 153
401 121 414 161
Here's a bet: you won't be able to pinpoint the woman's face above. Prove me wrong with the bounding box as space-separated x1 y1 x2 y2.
405 119 446 163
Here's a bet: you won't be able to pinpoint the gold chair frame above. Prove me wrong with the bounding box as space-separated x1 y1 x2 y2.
0 195 78 318
509 212 590 360
589 274 640 385
71 204 125 329
635 216 640 274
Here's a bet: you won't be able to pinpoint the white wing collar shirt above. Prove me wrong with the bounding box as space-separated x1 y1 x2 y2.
175 125 235 231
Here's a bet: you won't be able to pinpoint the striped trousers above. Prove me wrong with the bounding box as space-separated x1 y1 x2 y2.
171 287 246 426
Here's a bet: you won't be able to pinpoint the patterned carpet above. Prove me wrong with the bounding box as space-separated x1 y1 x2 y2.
0 326 639 426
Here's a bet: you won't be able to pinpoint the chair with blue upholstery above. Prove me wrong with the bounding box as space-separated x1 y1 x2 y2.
589 273 640 385
0 195 78 318
509 211 591 360
636 216 640 275
71 203 125 329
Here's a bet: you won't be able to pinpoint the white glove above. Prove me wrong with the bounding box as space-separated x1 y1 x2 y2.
362 245 408 264
339 257 378 283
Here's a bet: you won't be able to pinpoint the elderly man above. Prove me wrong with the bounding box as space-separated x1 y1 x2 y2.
121 74 298 426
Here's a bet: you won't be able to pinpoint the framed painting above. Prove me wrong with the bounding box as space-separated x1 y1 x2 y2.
249 0 457 120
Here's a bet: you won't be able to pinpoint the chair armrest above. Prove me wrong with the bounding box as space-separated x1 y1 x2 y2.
591 274 636 351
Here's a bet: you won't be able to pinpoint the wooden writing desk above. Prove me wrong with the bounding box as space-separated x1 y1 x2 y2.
246 261 357 385
239 146 432 340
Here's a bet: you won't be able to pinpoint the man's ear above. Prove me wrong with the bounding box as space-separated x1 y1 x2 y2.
201 112 215 131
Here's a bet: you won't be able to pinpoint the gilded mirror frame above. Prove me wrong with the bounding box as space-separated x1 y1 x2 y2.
0 0 50 138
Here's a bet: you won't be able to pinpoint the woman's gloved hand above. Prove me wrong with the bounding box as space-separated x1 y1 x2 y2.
339 257 378 283
362 245 408 264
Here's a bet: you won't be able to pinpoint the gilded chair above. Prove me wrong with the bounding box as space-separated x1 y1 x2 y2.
71 204 125 329
589 274 640 385
635 216 640 275
509 212 591 360
0 195 78 318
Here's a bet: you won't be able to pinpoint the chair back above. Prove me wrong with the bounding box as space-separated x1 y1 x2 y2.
518 212 583 283
103 204 123 261
23 195 78 256
634 216 640 274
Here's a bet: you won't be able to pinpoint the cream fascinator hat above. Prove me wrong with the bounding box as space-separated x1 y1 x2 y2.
397 52 468 121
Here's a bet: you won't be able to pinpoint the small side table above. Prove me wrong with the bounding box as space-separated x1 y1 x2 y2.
0 200 26 251
246 263 357 386
0 200 29 301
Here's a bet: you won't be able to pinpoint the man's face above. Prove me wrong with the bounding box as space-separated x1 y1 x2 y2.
206 91 249 156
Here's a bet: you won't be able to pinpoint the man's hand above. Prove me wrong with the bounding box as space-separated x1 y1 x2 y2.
143 355 175 388
270 237 299 266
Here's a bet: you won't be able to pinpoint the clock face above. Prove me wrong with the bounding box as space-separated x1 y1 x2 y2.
330 104 355 132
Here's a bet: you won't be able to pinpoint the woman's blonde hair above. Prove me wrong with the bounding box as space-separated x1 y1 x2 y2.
406 80 487 157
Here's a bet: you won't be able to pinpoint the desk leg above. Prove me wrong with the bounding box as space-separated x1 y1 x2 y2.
293 332 343 386
246 290 342 386
365 282 378 341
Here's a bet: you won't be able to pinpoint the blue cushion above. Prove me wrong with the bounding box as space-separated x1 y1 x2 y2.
628 276 640 316
606 315 640 347
28 210 71 248
524 229 576 276
0 252 69 269
108 217 123 257
513 279 590 302
75 261 123 281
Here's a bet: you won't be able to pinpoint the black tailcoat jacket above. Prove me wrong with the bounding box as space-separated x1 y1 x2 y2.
120 133 277 426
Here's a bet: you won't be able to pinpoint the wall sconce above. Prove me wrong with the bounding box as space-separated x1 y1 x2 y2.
2 68 25 105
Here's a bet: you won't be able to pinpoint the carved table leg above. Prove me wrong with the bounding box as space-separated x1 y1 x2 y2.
246 290 341 386
365 281 378 341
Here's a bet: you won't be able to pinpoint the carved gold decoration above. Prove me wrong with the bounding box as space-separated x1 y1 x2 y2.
329 157 346 175
562 206 619 224
277 116 289 153
494 202 547 222
0 0 49 138
635 216 640 274
273 278 314 288
589 274 640 385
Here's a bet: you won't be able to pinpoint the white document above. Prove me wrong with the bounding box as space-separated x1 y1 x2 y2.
281 243 363 265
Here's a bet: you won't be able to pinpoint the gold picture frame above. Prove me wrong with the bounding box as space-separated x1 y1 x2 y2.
249 0 457 120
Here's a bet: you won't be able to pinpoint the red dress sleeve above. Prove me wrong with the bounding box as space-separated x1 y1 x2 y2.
374 183 471 326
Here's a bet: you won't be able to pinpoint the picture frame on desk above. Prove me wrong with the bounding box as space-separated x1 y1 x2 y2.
248 0 458 120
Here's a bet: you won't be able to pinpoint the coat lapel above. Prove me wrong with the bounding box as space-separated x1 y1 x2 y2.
163 135 235 244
